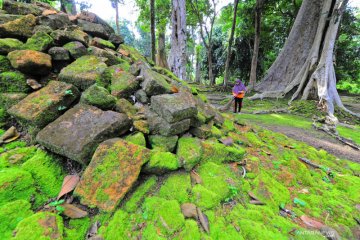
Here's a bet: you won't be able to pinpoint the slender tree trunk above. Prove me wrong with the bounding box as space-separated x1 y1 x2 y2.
60 0 77 15
150 0 156 62
249 0 264 90
223 0 240 87
168 0 187 80
115 1 120 35
195 45 201 83
251 0 358 118
207 46 215 85
156 31 169 68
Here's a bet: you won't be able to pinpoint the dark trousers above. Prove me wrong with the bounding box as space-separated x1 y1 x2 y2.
234 97 243 113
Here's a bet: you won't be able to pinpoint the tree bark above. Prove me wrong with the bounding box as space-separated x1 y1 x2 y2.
60 0 77 15
248 0 264 90
150 0 156 62
223 0 240 87
115 1 120 35
195 45 201 83
168 0 187 80
207 45 215 85
156 31 169 68
251 0 357 119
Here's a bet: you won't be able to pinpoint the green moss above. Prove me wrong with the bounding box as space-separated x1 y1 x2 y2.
211 125 223 138
96 38 115 49
22 31 53 52
21 149 65 207
115 98 137 118
198 93 208 103
144 151 180 174
176 136 203 171
201 140 246 164
158 173 191 204
0 146 37 169
0 71 29 93
191 184 221 209
64 217 91 240
0 38 24 54
204 213 244 240
222 118 235 132
142 197 185 236
0 168 35 205
175 220 201 240
149 135 178 152
0 200 33 239
101 210 133 239
0 55 12 72
119 44 147 63
80 84 117 110
125 132 146 147
337 125 360 145
124 176 157 213
0 92 27 110
102 63 131 88
13 212 64 240
152 66 181 82
0 140 27 154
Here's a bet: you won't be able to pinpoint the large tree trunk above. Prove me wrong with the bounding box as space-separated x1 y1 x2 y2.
251 0 357 118
156 31 169 68
168 0 187 80
150 0 156 62
195 45 201 83
207 46 215 85
60 0 77 15
223 0 240 87
248 0 264 90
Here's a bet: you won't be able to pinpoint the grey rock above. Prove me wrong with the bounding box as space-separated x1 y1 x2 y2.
135 89 149 103
63 41 87 59
0 14 21 24
38 13 71 30
141 68 172 96
88 46 122 66
48 47 70 61
2 0 42 16
78 19 112 39
51 28 89 46
109 33 124 48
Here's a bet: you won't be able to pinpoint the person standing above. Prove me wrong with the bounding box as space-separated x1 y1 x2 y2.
232 79 247 113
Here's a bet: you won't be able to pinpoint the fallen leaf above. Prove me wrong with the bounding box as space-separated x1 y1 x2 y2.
57 175 80 200
300 215 325 229
220 137 234 146
27 79 42 90
197 208 209 233
171 85 179 93
0 126 20 144
190 171 203 185
62 203 88 219
42 9 57 16
181 203 198 219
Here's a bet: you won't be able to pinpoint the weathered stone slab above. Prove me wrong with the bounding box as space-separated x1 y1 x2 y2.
141 68 172 96
59 55 107 90
7 50 52 76
151 93 197 123
36 104 131 164
78 19 112 39
50 28 89 46
74 138 150 211
8 81 79 128
2 0 42 16
0 14 36 39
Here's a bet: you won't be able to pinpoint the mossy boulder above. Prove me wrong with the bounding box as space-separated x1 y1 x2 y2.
118 44 147 63
3 0 43 16
13 212 64 240
48 46 70 61
63 41 87 59
22 31 54 52
22 149 65 207
0 38 23 54
64 218 91 240
8 81 79 129
177 136 203 171
141 67 172 96
124 132 146 147
0 168 35 205
143 151 180 174
0 71 29 93
80 84 117 110
7 50 52 76
88 46 123 66
201 140 246 164
149 135 178 152
158 173 191 204
91 37 115 49
0 55 12 72
0 200 33 239
151 92 198 123
74 138 151 211
59 55 108 90
77 19 113 39
0 145 37 169
114 98 137 118
0 14 36 39
51 28 89 46
36 104 131 164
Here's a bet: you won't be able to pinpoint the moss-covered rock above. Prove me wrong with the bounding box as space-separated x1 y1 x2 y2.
0 200 33 240
22 31 54 52
0 14 36 39
80 84 116 110
13 212 64 240
64 218 91 240
0 168 35 205
8 81 80 129
201 140 246 164
3 0 43 16
0 92 27 110
0 38 23 54
51 28 89 46
158 173 191 204
88 46 124 66
63 41 87 59
0 55 12 72
143 151 180 174
177 136 203 171
118 44 147 63
101 210 135 239
141 67 172 96
0 146 37 169
7 50 52 76
91 37 115 49
124 132 146 147
114 98 137 118
149 134 178 152
74 138 151 211
0 71 29 93
59 55 108 90
22 149 65 207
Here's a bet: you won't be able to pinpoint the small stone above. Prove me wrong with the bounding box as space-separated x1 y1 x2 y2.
7 50 52 76
48 47 70 61
63 41 87 59
135 89 149 103
74 138 150 211
149 135 178 152
109 33 124 48
36 104 132 164
143 151 180 175
320 226 341 240
80 84 117 110
26 79 42 90
125 132 146 147
177 136 203 171
181 203 198 219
